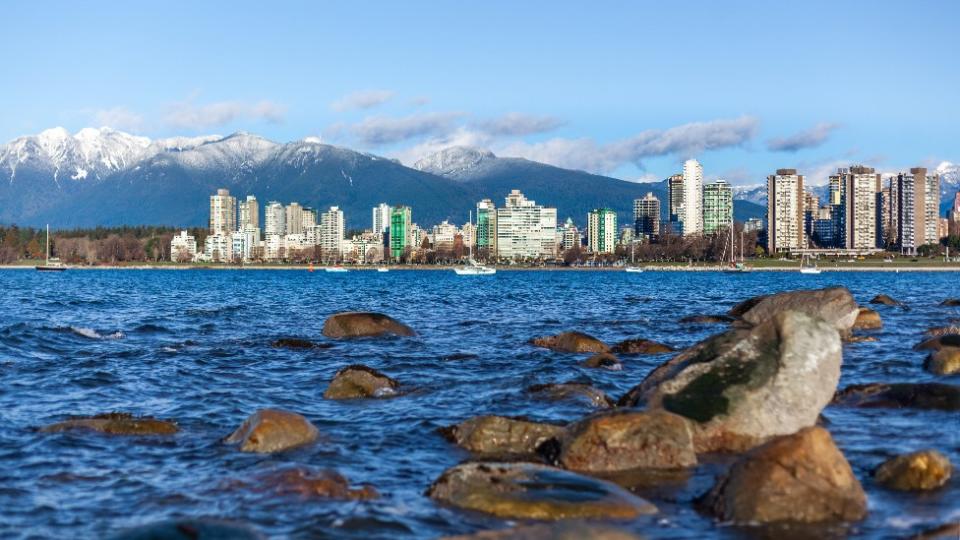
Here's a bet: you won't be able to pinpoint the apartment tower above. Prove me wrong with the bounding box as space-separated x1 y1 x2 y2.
766 169 805 253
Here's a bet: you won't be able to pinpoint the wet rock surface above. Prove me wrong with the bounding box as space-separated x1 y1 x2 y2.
832 383 960 411
529 331 610 353
527 382 615 408
439 415 564 458
41 413 178 435
323 364 400 399
853 307 882 330
611 338 674 355
874 450 953 491
729 287 859 335
247 467 378 500
321 312 416 338
925 348 960 375
223 409 319 453
270 337 331 349
582 352 623 370
441 522 642 540
110 519 264 540
870 294 902 306
678 314 734 324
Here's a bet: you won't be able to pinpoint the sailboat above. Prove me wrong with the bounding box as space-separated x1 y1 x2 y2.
454 211 496 275
35 225 66 272
624 242 643 272
800 253 821 274
722 225 749 273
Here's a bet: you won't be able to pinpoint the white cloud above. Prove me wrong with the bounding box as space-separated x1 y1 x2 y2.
475 113 563 136
91 106 144 132
330 89 395 112
346 112 463 145
390 127 494 165
767 122 839 152
164 99 286 130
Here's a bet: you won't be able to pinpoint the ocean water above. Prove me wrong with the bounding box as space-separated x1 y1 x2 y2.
0 269 957 539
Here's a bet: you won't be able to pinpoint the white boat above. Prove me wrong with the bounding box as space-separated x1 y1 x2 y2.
800 254 821 274
624 241 643 272
376 267 390 273
325 266 348 273
36 225 66 272
624 266 644 273
454 211 496 275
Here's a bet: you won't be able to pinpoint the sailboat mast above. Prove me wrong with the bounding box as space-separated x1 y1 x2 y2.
46 224 50 263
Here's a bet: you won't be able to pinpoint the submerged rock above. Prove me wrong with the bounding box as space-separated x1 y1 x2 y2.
869 294 902 306
270 337 331 349
426 462 657 520
224 409 319 453
940 299 960 307
915 334 960 351
582 352 623 370
441 522 641 540
251 466 378 500
909 522 960 540
926 348 960 376
321 312 415 339
439 415 564 458
527 383 615 408
874 450 953 491
846 335 878 343
852 307 882 330
702 427 867 524
679 314 734 324
110 519 264 540
323 364 399 399
611 338 674 355
832 383 960 411
729 287 859 335
41 413 178 435
620 311 842 453
529 331 610 353
555 410 696 473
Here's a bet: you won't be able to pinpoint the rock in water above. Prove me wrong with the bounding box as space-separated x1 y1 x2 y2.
556 410 696 472
110 519 264 540
729 287 859 335
270 337 331 349
620 311 842 453
908 522 960 540
41 413 178 435
527 383 615 408
441 522 642 540
224 409 319 453
426 462 657 520
940 299 960 307
915 335 960 351
323 365 399 399
251 467 378 500
702 427 867 524
925 325 960 337
679 314 734 324
321 312 416 338
926 348 960 376
611 338 674 355
852 307 882 330
582 353 623 370
529 331 610 353
869 294 901 306
874 450 953 491
439 415 564 458
832 383 960 411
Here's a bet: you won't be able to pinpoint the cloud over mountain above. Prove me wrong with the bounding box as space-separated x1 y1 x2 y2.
164 99 287 130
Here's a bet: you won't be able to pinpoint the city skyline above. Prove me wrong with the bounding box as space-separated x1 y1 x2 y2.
1 1 957 185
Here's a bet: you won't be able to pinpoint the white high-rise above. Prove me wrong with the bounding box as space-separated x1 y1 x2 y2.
264 201 286 237
681 159 703 236
319 206 345 257
372 203 391 234
238 195 259 232
495 190 558 260
209 189 237 235
285 202 305 235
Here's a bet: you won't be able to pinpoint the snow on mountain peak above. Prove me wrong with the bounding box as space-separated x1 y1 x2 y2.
413 146 496 176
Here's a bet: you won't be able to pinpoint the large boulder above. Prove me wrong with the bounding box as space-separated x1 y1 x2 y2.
874 450 953 491
926 348 960 376
529 331 610 353
224 409 319 453
832 383 960 411
554 410 696 473
702 427 867 524
441 523 641 540
582 353 623 370
527 383 615 408
250 467 378 499
426 462 657 520
869 294 902 306
729 287 859 336
852 307 882 330
321 312 415 339
611 338 674 355
41 413 178 435
323 364 399 399
439 415 564 458
110 520 263 540
620 311 842 453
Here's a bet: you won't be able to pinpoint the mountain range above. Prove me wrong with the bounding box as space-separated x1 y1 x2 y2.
19 126 951 231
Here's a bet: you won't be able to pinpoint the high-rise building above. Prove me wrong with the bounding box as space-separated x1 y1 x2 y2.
587 208 617 254
319 206 345 258
948 193 960 237
766 169 805 253
667 174 684 223
432 220 459 252
302 208 317 230
559 218 580 251
238 195 259 232
476 199 497 256
680 160 703 236
372 203 391 234
896 167 940 254
209 189 237 235
803 191 820 241
880 180 898 249
633 192 660 238
264 201 286 238
285 202 304 235
839 166 881 250
389 206 413 261
495 190 558 260
170 230 198 262
702 180 733 235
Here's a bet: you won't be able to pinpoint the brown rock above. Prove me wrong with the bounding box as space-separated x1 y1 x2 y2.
940 299 960 306
729 287 859 335
41 413 178 435
874 450 953 491
323 364 399 399
271 338 331 349
426 462 657 520
321 312 415 339
925 325 960 337
869 294 901 306
556 410 696 473
845 335 878 343
703 427 867 524
224 409 319 453
529 331 610 353
852 307 882 330
926 348 960 376
582 353 623 370
527 383 615 408
909 522 960 540
252 467 378 500
832 383 960 411
611 338 674 355
441 522 642 540
439 415 564 458
915 334 960 351
679 314 734 324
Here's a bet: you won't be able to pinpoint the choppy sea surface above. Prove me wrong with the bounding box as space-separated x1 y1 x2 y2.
0 269 958 539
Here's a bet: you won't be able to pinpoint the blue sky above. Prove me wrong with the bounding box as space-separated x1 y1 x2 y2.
2 0 957 185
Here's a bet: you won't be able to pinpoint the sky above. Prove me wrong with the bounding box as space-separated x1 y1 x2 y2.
1 0 957 185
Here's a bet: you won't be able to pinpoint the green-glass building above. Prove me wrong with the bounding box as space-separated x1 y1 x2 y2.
389 206 412 261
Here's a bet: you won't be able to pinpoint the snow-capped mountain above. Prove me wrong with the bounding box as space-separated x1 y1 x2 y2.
732 184 767 205
413 146 497 179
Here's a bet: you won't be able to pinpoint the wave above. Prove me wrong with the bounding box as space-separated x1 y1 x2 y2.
61 326 125 340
